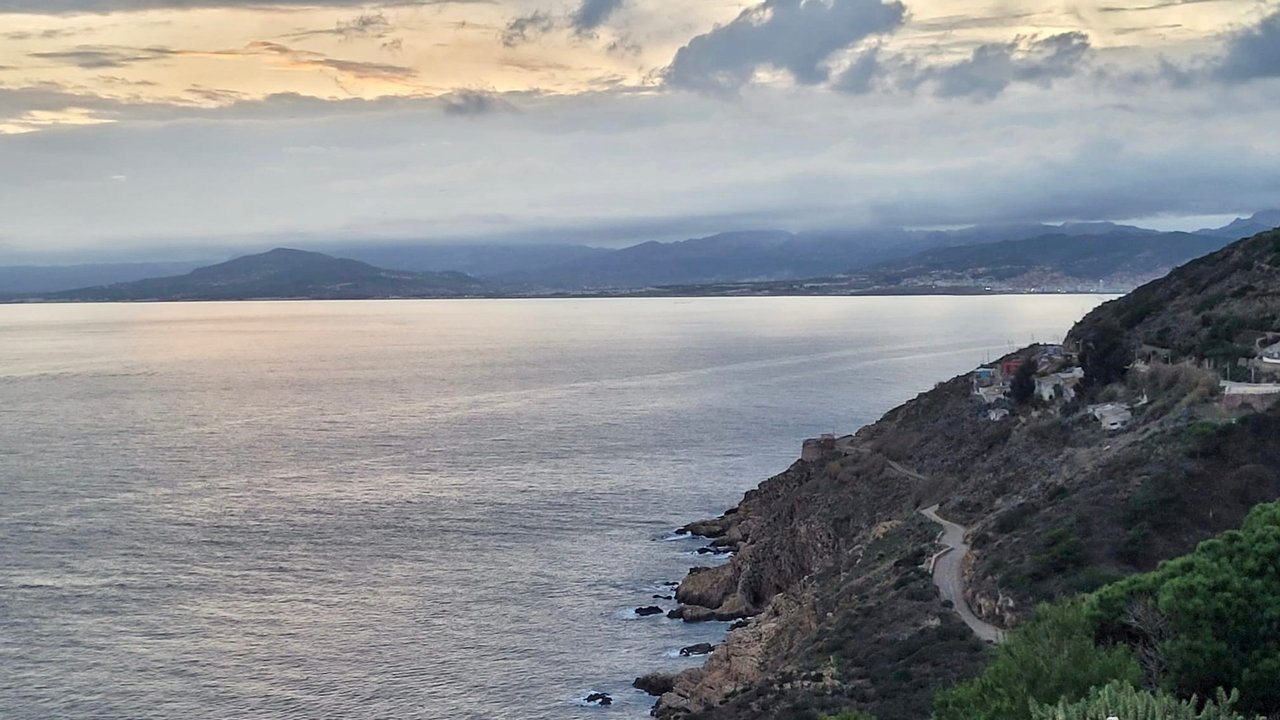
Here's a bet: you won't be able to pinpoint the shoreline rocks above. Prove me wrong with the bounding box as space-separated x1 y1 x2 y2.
679 642 715 657
633 672 676 696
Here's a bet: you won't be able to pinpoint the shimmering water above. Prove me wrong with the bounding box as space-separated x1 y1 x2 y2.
0 296 1108 719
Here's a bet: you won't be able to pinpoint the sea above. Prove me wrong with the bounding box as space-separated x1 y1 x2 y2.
0 295 1110 719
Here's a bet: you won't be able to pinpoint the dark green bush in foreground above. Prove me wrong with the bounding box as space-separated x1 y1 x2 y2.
931 602 1140 720
1030 681 1252 720
931 499 1280 719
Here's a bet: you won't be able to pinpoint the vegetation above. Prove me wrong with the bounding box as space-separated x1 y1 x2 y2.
1030 682 1251 720
1090 501 1280 713
1078 321 1130 389
931 602 1140 720
933 500 1280 720
1010 360 1037 405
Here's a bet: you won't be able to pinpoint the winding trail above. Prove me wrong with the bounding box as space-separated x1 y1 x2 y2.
920 504 1005 644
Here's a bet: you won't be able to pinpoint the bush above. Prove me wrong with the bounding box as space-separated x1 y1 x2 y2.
1090 500 1280 714
931 602 1141 720
1030 681 1251 720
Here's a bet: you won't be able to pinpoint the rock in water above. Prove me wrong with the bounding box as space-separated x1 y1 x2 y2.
633 672 676 696
679 642 715 657
583 692 612 706
634 605 664 617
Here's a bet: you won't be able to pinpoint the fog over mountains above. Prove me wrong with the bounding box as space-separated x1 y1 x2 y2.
4 211 1276 296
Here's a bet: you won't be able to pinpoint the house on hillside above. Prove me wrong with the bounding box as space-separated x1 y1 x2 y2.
1001 357 1025 377
1220 381 1280 412
1089 402 1133 431
1035 367 1084 403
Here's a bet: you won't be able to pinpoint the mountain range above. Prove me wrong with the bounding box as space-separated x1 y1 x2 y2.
4 211 1276 298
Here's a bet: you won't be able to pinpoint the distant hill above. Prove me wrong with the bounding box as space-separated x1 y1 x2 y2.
497 223 1162 290
865 230 1232 290
337 242 612 278
38 248 485 302
1194 209 1280 239
1071 225 1280 367
0 261 208 295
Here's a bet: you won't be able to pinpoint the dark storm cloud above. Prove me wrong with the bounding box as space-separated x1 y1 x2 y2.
663 0 907 92
1214 10 1280 81
569 0 623 33
928 32 1092 99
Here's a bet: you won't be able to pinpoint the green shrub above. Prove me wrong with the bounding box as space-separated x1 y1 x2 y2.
1090 501 1280 714
1030 681 1251 720
1030 526 1086 579
931 602 1141 720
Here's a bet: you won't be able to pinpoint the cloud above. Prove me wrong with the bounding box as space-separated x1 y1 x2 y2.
1097 0 1222 12
662 0 907 92
29 45 182 69
501 9 555 47
28 40 418 83
570 0 623 33
1214 10 1280 81
0 0 480 13
926 32 1092 99
285 11 395 41
2 82 1280 258
440 89 515 115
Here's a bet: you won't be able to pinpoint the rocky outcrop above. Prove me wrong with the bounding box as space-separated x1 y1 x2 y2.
634 672 676 696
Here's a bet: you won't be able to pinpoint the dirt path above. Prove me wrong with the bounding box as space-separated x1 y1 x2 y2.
920 504 1004 644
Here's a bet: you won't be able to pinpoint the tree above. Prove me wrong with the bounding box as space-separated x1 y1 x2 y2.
932 602 1141 720
1030 681 1251 720
1079 321 1130 389
1011 359 1037 405
1089 501 1280 714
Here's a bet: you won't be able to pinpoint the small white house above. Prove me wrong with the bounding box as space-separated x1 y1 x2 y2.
1089 403 1133 431
1035 367 1084 403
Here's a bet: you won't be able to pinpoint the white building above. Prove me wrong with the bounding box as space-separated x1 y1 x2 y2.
1089 403 1133 431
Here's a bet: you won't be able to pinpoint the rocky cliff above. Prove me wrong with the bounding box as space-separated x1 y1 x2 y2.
648 228 1280 720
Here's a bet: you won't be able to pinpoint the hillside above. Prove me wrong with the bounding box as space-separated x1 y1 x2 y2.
645 227 1280 720
40 248 485 301
866 230 1230 292
493 223 1166 290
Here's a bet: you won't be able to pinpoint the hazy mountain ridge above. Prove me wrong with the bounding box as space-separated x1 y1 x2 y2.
5 215 1249 295
860 230 1233 290
35 248 485 302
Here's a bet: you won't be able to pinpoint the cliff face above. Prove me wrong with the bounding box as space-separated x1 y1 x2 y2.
652 228 1280 720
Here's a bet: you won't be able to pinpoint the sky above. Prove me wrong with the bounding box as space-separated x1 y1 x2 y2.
1 0 1279 259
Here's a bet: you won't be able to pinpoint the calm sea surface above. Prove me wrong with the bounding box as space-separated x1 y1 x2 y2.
0 296 1109 719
